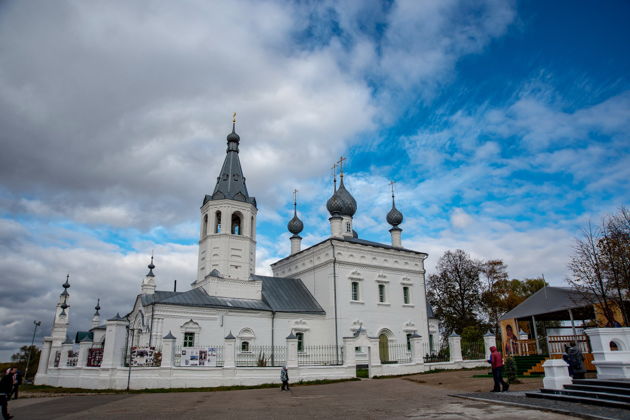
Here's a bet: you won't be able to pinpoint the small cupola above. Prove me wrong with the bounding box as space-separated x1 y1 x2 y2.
387 181 403 247
288 189 304 255
141 255 157 295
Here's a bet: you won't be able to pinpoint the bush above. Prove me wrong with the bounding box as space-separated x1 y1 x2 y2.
504 356 517 383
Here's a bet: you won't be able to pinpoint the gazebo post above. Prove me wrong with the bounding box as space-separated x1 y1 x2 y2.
568 309 577 337
532 315 541 354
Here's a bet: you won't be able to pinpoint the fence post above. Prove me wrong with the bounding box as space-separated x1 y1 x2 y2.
224 331 236 368
286 332 298 368
449 332 462 362
483 331 496 361
59 339 73 367
411 333 424 364
77 337 92 368
343 336 357 367
161 331 176 368
101 313 128 368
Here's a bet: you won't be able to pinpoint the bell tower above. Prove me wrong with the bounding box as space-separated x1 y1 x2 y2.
196 114 257 281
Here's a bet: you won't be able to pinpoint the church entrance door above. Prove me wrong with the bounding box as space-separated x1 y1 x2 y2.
379 334 389 363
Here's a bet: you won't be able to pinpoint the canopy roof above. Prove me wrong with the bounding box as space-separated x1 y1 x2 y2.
499 286 595 321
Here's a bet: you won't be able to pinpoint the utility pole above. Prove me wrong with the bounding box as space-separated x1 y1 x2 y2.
25 320 41 381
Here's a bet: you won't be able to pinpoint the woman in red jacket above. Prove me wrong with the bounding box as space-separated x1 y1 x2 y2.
488 346 509 392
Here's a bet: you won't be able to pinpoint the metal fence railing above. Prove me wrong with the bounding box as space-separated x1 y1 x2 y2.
462 340 485 360
236 345 286 367
298 345 344 366
176 345 224 367
384 343 412 364
424 341 450 363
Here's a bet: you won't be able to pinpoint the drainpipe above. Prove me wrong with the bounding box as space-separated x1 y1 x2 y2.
331 240 339 364
271 311 276 366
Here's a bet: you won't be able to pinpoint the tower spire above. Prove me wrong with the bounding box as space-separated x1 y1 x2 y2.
288 189 304 254
331 163 337 192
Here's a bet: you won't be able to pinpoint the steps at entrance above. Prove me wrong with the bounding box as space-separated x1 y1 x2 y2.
526 378 630 410
512 355 547 375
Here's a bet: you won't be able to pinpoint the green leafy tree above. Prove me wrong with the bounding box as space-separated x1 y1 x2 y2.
504 356 517 383
11 345 41 380
427 249 482 337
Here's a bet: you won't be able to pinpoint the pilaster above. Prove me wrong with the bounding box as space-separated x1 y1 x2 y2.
448 333 462 362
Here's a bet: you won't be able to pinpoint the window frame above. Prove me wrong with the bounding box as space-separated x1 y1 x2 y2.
378 284 386 303
183 332 195 348
296 332 305 352
351 281 359 301
403 286 410 304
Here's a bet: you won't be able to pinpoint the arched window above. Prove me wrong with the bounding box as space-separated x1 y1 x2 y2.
231 212 242 235
202 214 208 237
214 211 222 233
251 216 255 237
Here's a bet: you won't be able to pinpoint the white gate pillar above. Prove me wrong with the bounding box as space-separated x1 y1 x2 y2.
101 313 129 368
449 332 462 362
223 331 236 368
411 333 424 364
161 331 176 368
286 332 298 368
484 331 497 361
77 337 92 368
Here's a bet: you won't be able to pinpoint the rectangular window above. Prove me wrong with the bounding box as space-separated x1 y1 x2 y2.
346 222 351 233
296 332 304 352
351 281 359 301
406 333 412 351
183 332 195 347
403 286 410 304
378 284 386 303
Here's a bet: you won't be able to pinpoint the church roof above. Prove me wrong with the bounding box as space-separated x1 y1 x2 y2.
203 123 256 208
140 276 324 315
254 275 325 314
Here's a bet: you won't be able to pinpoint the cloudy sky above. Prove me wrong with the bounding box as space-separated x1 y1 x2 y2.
1 0 628 360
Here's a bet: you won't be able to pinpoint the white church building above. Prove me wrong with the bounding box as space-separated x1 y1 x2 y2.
35 120 487 389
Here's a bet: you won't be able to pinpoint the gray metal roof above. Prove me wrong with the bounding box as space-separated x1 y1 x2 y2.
203 124 256 208
255 275 325 314
499 287 594 321
142 276 325 315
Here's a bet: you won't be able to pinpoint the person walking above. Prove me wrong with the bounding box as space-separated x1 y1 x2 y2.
488 346 509 392
567 341 585 379
0 367 16 419
280 366 290 391
9 370 21 400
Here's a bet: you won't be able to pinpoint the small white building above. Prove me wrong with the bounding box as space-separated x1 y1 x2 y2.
35 120 454 388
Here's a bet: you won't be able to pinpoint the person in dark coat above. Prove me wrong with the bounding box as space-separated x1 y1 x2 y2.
562 345 574 377
567 341 585 379
280 366 290 391
9 370 21 400
488 346 509 392
0 367 16 419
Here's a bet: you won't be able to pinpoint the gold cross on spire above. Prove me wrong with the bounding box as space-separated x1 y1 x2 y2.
232 112 237 124
389 180 396 196
337 156 347 174
292 189 298 205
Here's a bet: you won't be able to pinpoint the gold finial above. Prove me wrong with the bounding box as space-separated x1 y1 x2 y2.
232 112 237 124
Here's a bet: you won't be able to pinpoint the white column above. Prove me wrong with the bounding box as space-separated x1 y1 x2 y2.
36 337 52 378
449 333 463 362
411 333 424 364
484 331 497 361
161 331 176 368
101 315 129 369
542 359 572 390
368 336 382 368
77 339 92 368
286 332 298 368
224 331 236 368
389 227 402 248
290 236 302 255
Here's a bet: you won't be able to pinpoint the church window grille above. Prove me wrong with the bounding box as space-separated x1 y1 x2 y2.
215 211 222 233
231 213 242 235
296 332 304 352
378 284 386 303
183 332 195 347
351 282 359 301
346 222 351 233
241 341 250 352
403 286 410 304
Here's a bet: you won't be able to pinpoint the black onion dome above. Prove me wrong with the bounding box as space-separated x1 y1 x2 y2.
387 204 403 226
227 129 240 143
326 190 344 215
287 213 304 235
336 178 357 217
